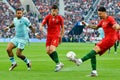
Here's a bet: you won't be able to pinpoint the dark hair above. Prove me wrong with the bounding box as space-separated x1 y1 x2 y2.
51 4 59 9
16 8 23 12
98 7 106 12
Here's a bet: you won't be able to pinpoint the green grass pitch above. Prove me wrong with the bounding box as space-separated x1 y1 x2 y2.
0 42 120 80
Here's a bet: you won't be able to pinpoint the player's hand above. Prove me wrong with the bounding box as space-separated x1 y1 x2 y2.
36 35 41 39
81 21 86 25
39 23 43 32
35 33 41 39
4 27 10 32
59 36 62 44
81 21 89 26
39 26 43 32
35 32 45 39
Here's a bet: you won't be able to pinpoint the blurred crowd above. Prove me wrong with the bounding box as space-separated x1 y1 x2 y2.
0 0 120 42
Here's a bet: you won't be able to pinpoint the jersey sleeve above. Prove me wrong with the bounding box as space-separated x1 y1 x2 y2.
24 17 31 27
60 16 64 27
97 20 102 27
42 15 49 25
108 16 116 25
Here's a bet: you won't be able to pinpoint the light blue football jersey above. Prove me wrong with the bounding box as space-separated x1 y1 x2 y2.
13 17 31 39
98 28 104 39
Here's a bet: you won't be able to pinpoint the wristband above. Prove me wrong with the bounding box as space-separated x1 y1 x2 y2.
35 33 38 36
85 23 89 26
6 27 10 31
7 27 10 29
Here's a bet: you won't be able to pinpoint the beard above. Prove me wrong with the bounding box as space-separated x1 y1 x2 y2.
17 16 22 19
99 16 103 19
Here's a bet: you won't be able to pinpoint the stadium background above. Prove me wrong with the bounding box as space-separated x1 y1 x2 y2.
0 0 120 80
0 0 120 42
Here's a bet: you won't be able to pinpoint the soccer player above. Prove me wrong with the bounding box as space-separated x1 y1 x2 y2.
108 30 120 54
68 7 120 76
39 5 64 72
4 8 38 71
68 17 85 35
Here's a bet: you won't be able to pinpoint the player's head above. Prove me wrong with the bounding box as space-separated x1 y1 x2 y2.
97 7 107 19
16 8 23 19
51 4 59 16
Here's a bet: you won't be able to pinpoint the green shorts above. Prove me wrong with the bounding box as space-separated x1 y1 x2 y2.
11 37 28 49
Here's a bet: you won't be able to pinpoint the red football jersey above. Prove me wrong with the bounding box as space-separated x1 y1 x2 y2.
42 14 64 37
97 16 117 40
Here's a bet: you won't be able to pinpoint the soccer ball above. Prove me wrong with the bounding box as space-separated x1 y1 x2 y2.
66 51 76 60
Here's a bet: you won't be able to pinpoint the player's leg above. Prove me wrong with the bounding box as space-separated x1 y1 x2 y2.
16 48 31 70
69 48 98 66
47 45 59 64
6 39 17 71
114 42 117 54
47 45 64 72
108 48 111 54
47 46 56 62
116 40 119 46
46 37 64 72
16 40 31 70
88 56 98 77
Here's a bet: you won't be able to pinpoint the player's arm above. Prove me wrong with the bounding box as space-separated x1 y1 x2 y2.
109 16 120 30
29 26 40 38
59 16 65 44
59 25 64 44
39 23 44 31
82 21 99 29
9 23 15 28
4 23 15 31
61 25 64 38
112 24 120 30
29 26 35 34
39 15 48 31
29 25 41 39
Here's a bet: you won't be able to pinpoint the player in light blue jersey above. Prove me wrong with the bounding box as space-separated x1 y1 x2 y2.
4 8 38 71
97 28 104 39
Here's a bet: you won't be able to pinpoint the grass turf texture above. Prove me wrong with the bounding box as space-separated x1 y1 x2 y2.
0 42 120 80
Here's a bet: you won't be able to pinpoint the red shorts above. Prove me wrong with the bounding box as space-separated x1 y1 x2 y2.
96 38 116 55
46 36 60 47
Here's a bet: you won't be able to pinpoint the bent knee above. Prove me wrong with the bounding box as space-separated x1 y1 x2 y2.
6 48 12 53
47 49 54 54
16 53 21 58
93 46 101 53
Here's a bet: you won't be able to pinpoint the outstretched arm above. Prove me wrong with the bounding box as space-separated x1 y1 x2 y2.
4 23 15 31
82 21 99 29
112 24 120 30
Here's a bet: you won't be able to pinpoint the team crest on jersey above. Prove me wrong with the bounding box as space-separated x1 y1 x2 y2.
102 22 107 27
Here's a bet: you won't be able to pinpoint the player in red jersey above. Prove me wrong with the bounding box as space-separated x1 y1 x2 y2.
39 5 64 72
68 7 120 76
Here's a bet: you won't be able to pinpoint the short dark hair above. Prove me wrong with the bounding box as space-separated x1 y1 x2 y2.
51 4 59 9
16 8 23 12
98 7 106 12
